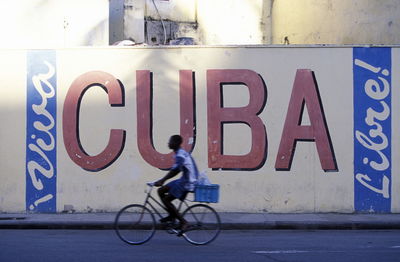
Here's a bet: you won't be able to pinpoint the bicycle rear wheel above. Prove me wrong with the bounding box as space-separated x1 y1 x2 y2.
181 204 221 245
114 204 156 245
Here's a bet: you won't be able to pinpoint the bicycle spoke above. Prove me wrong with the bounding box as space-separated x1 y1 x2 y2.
114 204 156 245
182 204 221 245
114 183 221 246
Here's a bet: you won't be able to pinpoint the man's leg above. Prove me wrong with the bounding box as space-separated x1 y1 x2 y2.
158 186 178 220
158 186 187 227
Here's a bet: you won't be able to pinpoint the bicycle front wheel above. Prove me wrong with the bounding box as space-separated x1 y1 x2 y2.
181 204 221 245
114 204 156 245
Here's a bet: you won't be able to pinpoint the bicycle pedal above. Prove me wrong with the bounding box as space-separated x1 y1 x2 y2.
166 228 177 234
168 228 179 235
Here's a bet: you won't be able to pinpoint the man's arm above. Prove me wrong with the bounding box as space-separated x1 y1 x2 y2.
154 168 180 187
154 155 184 186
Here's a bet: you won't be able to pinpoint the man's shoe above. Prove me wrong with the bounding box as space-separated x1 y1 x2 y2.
160 216 175 223
176 222 189 237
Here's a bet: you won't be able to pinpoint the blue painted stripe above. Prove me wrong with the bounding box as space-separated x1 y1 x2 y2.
26 50 57 212
353 47 391 213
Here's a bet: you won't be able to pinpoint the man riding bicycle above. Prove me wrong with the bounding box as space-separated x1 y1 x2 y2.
154 135 199 232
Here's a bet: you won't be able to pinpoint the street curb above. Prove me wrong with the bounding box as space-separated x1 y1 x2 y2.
0 222 115 230
1 221 400 230
221 222 400 230
2 213 400 230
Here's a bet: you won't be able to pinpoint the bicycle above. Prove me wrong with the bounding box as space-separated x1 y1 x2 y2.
114 182 221 245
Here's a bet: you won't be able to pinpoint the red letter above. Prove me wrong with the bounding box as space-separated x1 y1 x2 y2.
136 70 195 169
275 69 337 171
207 69 267 170
63 71 126 171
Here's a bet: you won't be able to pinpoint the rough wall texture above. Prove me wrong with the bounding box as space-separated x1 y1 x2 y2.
272 0 400 45
0 0 109 47
2 0 399 46
122 0 400 45
1 46 399 213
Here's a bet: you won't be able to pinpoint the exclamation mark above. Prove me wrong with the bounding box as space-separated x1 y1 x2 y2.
29 194 54 211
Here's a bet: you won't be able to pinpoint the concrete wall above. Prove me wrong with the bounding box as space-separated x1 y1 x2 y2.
120 0 400 45
0 0 109 48
272 0 400 45
145 0 196 22
0 46 399 214
197 0 267 45
2 0 399 46
109 0 125 44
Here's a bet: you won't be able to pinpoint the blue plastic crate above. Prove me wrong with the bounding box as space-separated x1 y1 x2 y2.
194 184 219 203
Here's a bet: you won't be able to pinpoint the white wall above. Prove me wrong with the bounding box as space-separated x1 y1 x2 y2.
0 46 398 213
145 0 196 22
197 0 266 45
272 0 400 44
0 0 109 48
137 0 400 45
2 0 399 47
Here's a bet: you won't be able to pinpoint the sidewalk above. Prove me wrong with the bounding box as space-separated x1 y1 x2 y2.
1 212 400 230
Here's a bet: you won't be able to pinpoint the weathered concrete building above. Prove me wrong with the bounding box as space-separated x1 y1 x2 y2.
112 0 400 45
1 0 398 47
0 0 109 47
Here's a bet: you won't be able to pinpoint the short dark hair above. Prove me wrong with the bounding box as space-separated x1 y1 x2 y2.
170 135 183 146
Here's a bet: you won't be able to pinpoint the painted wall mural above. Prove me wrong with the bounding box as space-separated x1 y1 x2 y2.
353 47 392 212
1 46 398 213
26 50 57 212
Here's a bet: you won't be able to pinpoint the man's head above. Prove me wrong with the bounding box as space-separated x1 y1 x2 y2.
168 135 183 151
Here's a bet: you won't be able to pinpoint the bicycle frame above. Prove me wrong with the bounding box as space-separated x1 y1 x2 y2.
114 183 221 245
142 184 191 222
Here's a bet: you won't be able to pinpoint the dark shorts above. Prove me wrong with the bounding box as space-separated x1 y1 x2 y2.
166 179 188 200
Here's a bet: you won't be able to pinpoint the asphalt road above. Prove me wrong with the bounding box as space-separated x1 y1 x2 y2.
1 229 400 262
